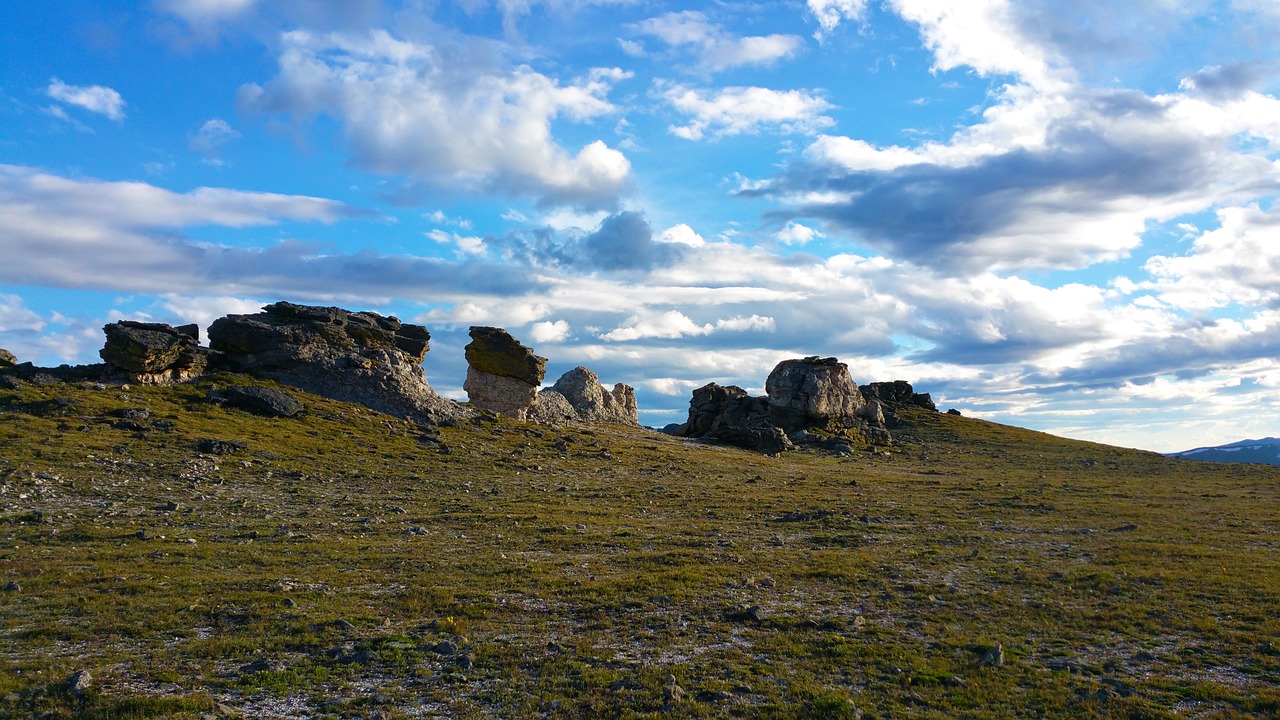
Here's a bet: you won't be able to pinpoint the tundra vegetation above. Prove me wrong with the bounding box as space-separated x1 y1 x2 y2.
1 376 1278 718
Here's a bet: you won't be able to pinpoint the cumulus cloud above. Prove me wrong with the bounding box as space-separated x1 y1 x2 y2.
659 82 834 140
631 11 803 73
529 319 571 343
240 29 632 209
600 310 775 341
754 82 1280 272
657 224 706 247
1142 205 1280 311
46 79 126 121
776 221 823 245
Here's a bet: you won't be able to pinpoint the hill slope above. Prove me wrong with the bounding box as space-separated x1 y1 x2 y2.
2 375 1278 718
1167 437 1280 466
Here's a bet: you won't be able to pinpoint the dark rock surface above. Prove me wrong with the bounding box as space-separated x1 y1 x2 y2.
208 302 464 424
208 385 306 418
861 380 937 412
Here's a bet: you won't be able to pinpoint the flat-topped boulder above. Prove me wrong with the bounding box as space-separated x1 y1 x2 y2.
463 327 547 420
530 366 639 425
100 321 208 384
208 302 463 424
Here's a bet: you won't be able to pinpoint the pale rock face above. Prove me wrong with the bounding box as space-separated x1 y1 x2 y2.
527 366 640 425
765 356 865 426
464 366 540 420
100 320 208 385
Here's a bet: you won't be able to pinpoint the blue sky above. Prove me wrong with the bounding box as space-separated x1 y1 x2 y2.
2 1 1279 452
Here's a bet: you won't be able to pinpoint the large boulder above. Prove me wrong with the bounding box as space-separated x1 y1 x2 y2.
208 302 464 424
100 321 208 384
529 366 639 425
765 356 864 430
208 385 305 418
0 348 16 368
463 327 547 420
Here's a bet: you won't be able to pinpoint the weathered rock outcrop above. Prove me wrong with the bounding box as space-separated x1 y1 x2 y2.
100 321 208 384
860 380 936 411
463 326 547 420
860 380 937 426
679 356 899 454
0 349 16 367
682 383 793 455
529 366 639 425
765 357 866 430
208 302 464 424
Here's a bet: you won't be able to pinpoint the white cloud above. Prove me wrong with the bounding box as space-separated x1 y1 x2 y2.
660 82 834 140
599 309 778 341
776 221 823 245
239 29 632 209
657 224 705 247
808 0 869 38
189 118 241 160
46 78 126 121
0 294 45 334
888 0 1065 88
631 11 803 72
529 319 571 343
1143 204 1280 311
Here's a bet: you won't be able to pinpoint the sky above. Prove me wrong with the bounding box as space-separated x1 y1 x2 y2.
2 1 1279 453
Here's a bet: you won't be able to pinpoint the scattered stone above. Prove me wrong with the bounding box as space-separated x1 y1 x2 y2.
1107 524 1138 533
208 385 305 418
978 643 1005 667
64 669 92 696
947 408 962 416
726 605 764 622
154 501 179 512
335 619 355 631
197 438 247 455
456 654 475 669
662 675 686 704
3 581 20 592
434 640 458 656
108 408 152 422
238 658 278 674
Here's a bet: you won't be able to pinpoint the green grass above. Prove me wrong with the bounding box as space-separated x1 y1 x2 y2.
1 374 1278 718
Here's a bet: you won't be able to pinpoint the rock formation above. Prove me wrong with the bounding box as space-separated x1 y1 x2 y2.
682 383 792 454
529 366 639 425
100 321 209 384
208 302 464 424
462 326 547 420
0 348 16 367
678 356 901 454
860 380 937 426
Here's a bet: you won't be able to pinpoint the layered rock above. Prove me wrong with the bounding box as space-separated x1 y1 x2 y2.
463 326 547 420
529 366 639 425
860 380 936 411
208 302 463 424
679 356 898 454
100 321 209 384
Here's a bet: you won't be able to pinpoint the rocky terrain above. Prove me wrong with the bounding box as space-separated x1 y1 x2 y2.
1 303 1277 719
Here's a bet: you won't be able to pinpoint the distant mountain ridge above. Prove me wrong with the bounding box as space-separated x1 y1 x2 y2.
1166 437 1280 465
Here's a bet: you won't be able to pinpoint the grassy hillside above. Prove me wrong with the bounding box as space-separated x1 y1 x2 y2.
2 376 1278 718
